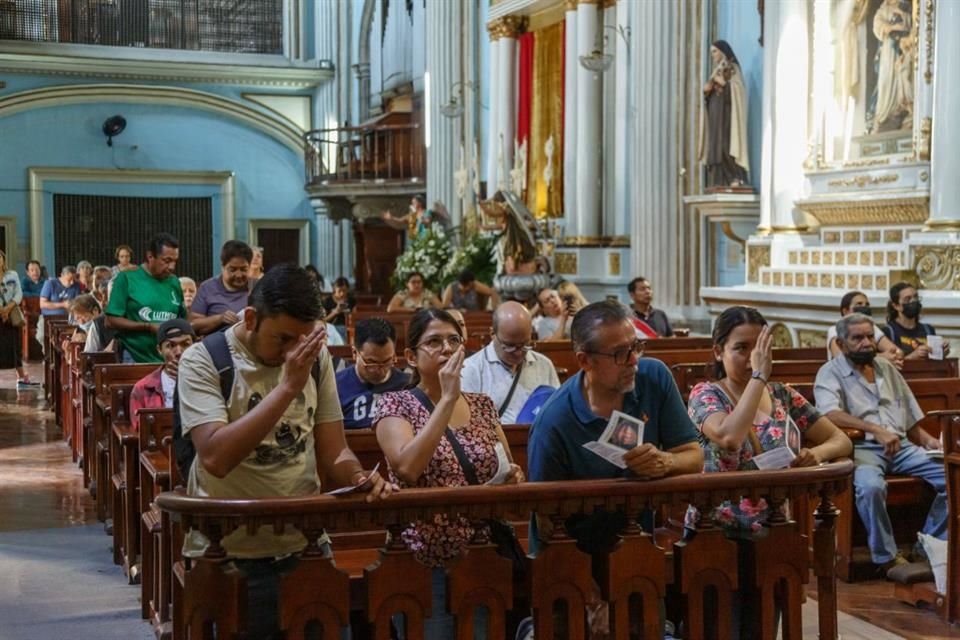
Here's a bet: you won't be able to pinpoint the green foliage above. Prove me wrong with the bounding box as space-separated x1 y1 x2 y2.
390 229 454 293
440 232 499 288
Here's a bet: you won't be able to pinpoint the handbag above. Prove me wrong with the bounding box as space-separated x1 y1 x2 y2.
0 290 24 327
409 388 528 577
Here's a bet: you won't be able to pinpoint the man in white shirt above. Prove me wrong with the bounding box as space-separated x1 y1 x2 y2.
461 301 560 423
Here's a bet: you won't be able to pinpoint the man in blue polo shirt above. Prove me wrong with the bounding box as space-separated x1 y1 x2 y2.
528 300 703 553
336 318 410 429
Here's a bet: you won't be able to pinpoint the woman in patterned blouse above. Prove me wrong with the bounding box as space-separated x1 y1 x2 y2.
373 308 523 639
687 306 851 533
686 306 850 638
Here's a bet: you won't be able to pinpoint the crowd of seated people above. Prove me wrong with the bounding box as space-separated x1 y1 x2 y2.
20 227 958 640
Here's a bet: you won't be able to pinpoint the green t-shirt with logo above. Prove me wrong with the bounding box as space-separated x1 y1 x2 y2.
106 266 186 363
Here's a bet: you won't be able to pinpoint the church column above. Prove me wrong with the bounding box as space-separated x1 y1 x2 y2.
484 17 523 194
313 0 342 279
629 0 682 306
926 0 960 227
575 0 603 238
768 0 810 231
563 0 579 234
485 28 502 192
426 0 463 225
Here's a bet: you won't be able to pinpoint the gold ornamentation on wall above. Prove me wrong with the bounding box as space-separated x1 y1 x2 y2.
608 252 620 276
919 117 932 161
554 251 578 275
747 245 770 283
864 230 882 242
925 0 935 84
826 174 898 188
884 229 904 243
527 20 564 218
823 231 840 244
770 324 793 348
797 197 929 225
487 16 526 40
915 246 960 290
558 235 630 247
843 231 860 243
798 329 827 348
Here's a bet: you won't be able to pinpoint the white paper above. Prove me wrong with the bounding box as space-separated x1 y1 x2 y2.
485 442 513 485
325 463 381 496
786 415 802 454
752 447 796 470
926 449 945 462
582 411 645 469
927 335 944 360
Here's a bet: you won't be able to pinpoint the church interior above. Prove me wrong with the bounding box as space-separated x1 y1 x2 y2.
1 0 960 638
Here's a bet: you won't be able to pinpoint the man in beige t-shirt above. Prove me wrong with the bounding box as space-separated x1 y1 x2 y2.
177 264 392 637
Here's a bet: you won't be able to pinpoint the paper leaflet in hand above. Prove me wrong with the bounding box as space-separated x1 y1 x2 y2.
752 416 801 470
582 410 645 469
485 442 513 485
325 462 381 496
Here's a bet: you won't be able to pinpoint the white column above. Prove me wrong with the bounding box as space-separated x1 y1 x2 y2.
770 0 810 230
498 30 518 189
563 3 579 233
576 0 602 238
609 0 629 238
426 0 463 226
927 0 960 226
630 0 681 306
757 0 777 233
485 33 502 192
313 0 340 278
461 0 481 217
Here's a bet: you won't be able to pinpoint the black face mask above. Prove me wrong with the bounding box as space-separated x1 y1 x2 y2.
851 305 872 316
847 349 876 365
901 301 922 319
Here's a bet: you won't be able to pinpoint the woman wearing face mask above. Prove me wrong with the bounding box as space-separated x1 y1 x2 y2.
826 291 902 366
883 282 950 359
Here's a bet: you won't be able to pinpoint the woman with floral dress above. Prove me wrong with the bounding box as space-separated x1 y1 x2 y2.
686 306 851 636
373 308 523 639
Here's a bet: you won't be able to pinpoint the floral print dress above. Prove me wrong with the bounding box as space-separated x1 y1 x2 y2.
685 381 821 534
372 390 501 567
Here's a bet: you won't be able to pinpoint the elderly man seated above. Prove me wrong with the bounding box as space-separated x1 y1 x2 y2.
814 312 946 576
460 301 559 424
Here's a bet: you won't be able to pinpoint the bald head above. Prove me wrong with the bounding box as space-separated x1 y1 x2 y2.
493 301 532 333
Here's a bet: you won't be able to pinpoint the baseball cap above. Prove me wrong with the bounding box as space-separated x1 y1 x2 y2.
156 318 196 346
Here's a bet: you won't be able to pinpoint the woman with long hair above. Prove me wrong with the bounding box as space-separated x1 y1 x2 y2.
386 271 441 313
0 250 36 387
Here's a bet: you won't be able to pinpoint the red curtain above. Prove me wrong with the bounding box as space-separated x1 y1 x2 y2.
516 32 535 146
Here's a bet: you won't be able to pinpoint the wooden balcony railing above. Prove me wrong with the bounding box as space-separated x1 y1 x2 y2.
158 462 853 639
305 123 425 186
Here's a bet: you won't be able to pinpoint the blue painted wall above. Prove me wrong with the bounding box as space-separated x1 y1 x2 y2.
0 80 314 275
716 0 763 189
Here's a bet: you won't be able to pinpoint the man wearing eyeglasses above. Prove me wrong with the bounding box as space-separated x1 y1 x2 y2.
461 301 560 424
336 318 410 429
528 300 703 553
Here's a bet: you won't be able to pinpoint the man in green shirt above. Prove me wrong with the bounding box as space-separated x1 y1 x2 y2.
106 233 187 363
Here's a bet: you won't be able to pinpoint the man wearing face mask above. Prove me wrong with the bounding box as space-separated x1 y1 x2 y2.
336 318 410 429
814 312 946 577
882 282 950 359
825 291 902 365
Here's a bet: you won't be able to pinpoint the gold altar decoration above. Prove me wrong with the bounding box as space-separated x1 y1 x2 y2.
826 174 898 188
770 323 793 349
798 329 827 348
554 251 578 274
747 245 770 283
924 0 935 84
915 246 960 290
526 20 565 218
796 196 929 225
919 117 931 161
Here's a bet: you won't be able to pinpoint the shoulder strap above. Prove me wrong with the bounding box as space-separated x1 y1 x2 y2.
202 331 235 402
498 361 524 418
408 387 480 485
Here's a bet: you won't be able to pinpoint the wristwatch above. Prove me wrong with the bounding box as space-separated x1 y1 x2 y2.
751 370 768 384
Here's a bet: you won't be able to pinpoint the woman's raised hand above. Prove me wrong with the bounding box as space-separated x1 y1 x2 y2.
438 346 465 400
750 325 774 381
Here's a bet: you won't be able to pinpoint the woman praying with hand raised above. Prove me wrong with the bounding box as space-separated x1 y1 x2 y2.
373 308 523 639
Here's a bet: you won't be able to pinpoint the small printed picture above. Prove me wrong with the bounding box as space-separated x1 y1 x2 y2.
609 418 640 450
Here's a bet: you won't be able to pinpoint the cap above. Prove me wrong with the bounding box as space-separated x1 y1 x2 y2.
156 318 196 346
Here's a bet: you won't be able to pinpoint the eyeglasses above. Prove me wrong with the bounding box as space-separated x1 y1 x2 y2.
495 334 533 354
415 334 464 353
586 339 645 365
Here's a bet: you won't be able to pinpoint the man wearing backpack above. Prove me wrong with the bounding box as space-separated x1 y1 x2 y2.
176 264 392 638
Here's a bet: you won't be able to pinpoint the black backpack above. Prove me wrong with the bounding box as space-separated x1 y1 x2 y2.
171 330 323 483
172 331 235 483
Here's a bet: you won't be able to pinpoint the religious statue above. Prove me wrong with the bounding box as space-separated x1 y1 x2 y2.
381 195 452 240
869 0 914 133
699 40 750 190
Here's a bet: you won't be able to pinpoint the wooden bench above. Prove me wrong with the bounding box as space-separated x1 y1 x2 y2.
137 408 174 632
20 296 40 362
156 463 853 640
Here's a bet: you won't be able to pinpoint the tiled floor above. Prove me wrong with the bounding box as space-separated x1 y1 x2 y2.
0 362 955 638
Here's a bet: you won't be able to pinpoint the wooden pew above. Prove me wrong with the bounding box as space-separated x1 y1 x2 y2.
20 297 40 362
79 351 117 490
157 463 853 640
347 309 415 351
42 316 68 404
138 408 174 631
944 412 960 624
